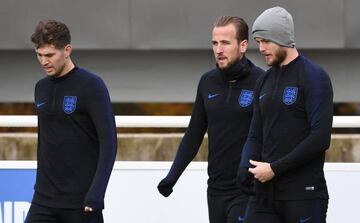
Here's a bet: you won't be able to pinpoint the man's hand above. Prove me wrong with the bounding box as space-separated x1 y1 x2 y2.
248 160 275 183
157 178 174 197
84 206 93 212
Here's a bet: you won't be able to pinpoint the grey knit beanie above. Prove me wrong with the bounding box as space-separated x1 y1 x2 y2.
252 6 295 47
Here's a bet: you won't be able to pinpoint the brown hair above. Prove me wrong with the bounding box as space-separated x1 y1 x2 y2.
31 20 71 49
214 16 249 42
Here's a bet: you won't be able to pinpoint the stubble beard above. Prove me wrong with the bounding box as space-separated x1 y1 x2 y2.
267 48 287 67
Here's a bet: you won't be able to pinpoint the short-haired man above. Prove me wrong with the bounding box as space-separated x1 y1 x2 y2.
158 16 264 223
26 20 117 223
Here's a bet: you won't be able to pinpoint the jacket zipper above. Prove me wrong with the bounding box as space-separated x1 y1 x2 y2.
51 83 57 112
226 81 235 104
272 70 281 100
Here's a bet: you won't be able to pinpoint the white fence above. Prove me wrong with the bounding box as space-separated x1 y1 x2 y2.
1 115 360 223
0 115 360 128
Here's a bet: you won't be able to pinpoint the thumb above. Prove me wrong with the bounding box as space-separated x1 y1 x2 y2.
248 167 255 175
249 160 260 166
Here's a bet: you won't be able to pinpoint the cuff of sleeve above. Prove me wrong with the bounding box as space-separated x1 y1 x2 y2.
270 162 283 176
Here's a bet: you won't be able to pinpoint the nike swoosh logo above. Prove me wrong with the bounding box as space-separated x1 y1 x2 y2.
238 216 245 222
36 102 46 108
259 93 267 100
299 216 312 223
208 93 219 99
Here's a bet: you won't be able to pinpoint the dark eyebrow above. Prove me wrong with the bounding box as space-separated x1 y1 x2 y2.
37 52 55 57
219 40 231 44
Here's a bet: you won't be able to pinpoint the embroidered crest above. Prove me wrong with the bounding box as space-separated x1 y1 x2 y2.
63 96 77 114
238 89 254 107
283 87 298 105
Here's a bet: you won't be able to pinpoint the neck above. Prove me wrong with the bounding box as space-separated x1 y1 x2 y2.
280 47 299 66
218 56 249 82
57 59 75 78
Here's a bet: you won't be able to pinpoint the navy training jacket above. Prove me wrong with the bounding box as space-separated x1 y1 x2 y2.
241 55 333 200
33 67 117 209
162 56 264 195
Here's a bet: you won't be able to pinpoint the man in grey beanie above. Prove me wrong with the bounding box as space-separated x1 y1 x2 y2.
238 6 333 223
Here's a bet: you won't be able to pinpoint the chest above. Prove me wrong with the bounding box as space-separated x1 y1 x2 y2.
258 72 305 116
35 81 87 116
203 80 255 119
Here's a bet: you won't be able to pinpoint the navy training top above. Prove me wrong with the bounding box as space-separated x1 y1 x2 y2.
162 56 264 195
240 55 333 200
33 66 117 209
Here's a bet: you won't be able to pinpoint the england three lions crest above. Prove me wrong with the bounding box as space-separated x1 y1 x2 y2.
283 87 298 105
63 96 77 114
239 89 254 107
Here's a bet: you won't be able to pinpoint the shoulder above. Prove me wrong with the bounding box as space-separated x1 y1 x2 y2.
298 56 333 93
76 67 108 88
300 56 329 81
198 68 221 86
247 59 266 83
247 59 266 76
201 68 219 80
35 76 51 91
253 72 268 91
36 76 50 85
75 67 104 83
302 56 332 88
73 68 110 97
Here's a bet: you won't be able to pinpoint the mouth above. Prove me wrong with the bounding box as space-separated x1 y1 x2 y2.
43 67 53 72
217 56 227 62
263 53 271 60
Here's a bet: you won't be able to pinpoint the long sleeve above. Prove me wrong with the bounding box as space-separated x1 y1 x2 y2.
240 76 264 168
84 77 117 209
158 77 207 196
271 69 333 176
237 76 264 195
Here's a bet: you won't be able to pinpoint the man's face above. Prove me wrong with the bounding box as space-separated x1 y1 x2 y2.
255 38 287 67
35 44 71 77
212 24 247 70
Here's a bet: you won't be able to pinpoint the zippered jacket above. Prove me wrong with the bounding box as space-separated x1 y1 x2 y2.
159 57 264 195
240 55 333 200
33 67 117 209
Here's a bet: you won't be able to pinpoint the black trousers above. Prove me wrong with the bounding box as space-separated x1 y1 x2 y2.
244 197 328 223
207 193 249 223
25 203 103 223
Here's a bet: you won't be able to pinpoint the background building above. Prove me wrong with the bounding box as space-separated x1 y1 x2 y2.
0 0 359 104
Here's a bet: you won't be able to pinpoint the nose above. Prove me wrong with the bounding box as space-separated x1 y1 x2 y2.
258 42 266 53
39 56 48 66
215 45 224 54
